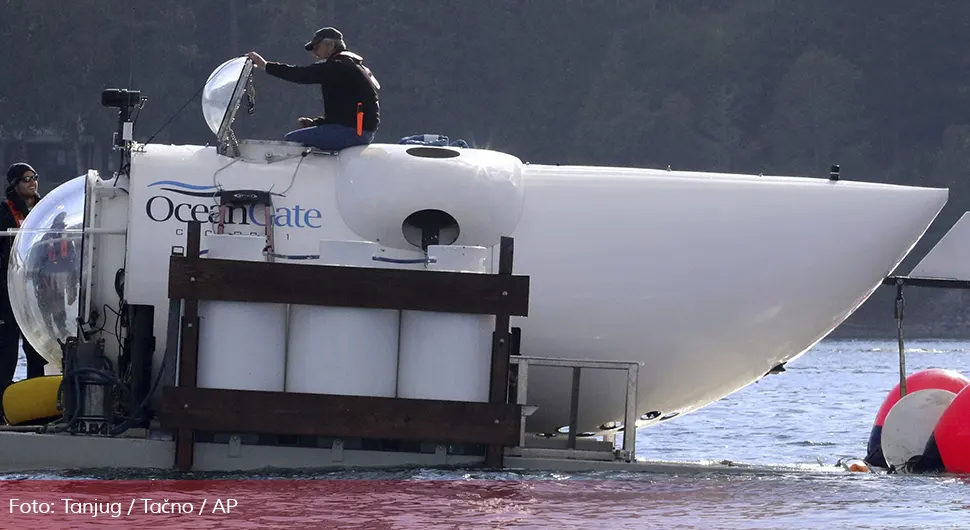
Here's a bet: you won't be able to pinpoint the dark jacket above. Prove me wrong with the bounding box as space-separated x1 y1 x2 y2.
265 50 380 132
0 187 40 294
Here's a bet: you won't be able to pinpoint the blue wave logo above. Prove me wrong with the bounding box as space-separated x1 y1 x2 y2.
147 180 285 199
148 180 221 198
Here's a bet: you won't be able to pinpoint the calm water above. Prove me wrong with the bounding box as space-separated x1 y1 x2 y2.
3 339 969 529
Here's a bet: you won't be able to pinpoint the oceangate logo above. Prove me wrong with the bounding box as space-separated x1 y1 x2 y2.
144 180 323 228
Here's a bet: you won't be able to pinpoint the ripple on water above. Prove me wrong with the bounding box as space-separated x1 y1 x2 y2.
0 340 967 528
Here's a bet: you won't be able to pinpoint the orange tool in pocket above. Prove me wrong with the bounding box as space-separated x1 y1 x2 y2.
356 102 363 136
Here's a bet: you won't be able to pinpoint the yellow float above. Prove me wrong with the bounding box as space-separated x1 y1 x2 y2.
2 376 63 425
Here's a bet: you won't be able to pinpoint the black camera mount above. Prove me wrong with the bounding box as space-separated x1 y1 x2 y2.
101 88 146 148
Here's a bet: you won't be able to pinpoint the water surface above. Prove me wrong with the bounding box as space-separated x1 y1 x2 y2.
3 339 968 529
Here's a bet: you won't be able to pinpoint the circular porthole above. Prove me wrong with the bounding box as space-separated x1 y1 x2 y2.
402 209 460 250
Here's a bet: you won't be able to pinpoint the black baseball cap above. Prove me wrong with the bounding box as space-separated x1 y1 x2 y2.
305 27 343 51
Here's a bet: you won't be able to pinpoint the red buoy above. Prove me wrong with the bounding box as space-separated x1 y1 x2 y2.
865 369 970 468
913 384 970 474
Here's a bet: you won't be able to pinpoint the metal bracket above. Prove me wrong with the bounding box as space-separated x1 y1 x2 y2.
228 435 242 458
216 59 254 158
509 355 641 462
614 449 633 463
435 444 448 464
332 439 344 462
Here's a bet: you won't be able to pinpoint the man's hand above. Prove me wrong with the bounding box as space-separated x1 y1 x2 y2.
297 117 316 128
246 51 267 69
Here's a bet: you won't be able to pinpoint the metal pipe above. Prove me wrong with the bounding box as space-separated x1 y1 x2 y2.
2 228 127 235
0 424 63 432
509 356 638 370
895 280 907 397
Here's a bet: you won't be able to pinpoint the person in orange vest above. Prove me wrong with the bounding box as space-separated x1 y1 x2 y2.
37 212 73 268
30 212 78 340
0 163 48 394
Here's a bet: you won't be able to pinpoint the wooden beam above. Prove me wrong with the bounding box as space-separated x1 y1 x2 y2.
165 222 530 470
486 236 515 468
159 387 522 446
168 256 530 316
489 236 515 403
173 222 201 472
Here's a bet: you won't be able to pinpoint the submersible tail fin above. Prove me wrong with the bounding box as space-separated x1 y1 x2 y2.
903 211 970 281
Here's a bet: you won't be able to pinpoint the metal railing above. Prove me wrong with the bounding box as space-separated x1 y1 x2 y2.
509 355 640 462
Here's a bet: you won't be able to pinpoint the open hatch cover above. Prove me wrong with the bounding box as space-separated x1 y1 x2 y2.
201 56 254 157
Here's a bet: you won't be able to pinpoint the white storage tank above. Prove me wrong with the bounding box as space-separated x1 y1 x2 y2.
197 234 287 391
286 240 400 397
397 245 494 402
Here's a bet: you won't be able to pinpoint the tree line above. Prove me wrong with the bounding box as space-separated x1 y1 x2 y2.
3 0 970 337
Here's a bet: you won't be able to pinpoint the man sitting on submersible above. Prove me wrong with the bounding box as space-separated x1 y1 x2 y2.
247 26 381 152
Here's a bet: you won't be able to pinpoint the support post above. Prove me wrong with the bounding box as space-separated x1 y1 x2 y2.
173 221 201 471
486 236 515 468
623 363 639 460
515 358 530 448
567 367 581 450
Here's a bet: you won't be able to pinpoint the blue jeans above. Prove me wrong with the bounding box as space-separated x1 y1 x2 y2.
284 124 375 151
